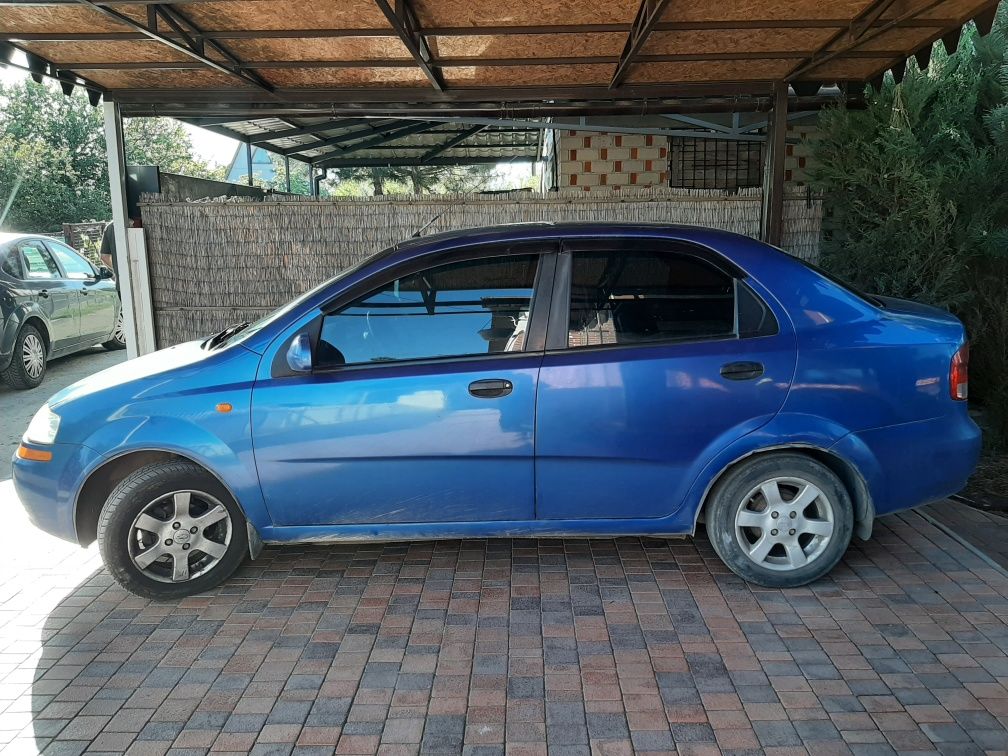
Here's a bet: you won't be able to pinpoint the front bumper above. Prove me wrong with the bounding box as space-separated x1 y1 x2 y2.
12 441 100 544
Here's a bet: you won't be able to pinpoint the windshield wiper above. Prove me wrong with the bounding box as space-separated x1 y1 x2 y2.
205 321 250 350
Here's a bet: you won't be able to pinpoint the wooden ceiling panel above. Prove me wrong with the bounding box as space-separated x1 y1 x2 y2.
642 28 838 56
83 68 250 89
227 37 412 62
429 33 626 59
442 64 613 86
0 5 146 34
914 0 996 20
802 56 891 79
853 25 943 53
657 0 874 23
413 0 640 27
261 66 429 87
176 0 390 31
629 59 795 83
21 40 193 65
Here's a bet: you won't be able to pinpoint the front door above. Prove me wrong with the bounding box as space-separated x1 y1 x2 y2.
17 239 79 349
534 240 796 522
48 240 118 342
252 247 552 526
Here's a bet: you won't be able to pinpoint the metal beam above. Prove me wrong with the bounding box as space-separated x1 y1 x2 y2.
102 100 138 358
783 0 898 80
313 121 443 165
372 0 443 90
611 0 671 88
248 118 371 144
420 124 488 163
281 120 404 156
74 0 275 93
314 155 526 168
760 82 787 246
0 18 961 43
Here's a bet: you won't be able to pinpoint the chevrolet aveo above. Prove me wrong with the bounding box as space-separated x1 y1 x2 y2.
13 224 980 599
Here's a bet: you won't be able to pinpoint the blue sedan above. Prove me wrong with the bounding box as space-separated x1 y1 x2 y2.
13 224 980 598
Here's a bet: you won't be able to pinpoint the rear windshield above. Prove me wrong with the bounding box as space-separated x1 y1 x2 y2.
794 256 885 308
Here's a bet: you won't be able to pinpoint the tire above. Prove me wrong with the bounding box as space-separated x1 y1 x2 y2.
102 309 127 351
704 453 854 588
1 323 47 390
97 461 249 600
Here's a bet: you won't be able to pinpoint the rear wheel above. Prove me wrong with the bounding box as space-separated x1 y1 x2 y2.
705 454 853 588
1 324 47 389
102 310 127 350
97 461 248 599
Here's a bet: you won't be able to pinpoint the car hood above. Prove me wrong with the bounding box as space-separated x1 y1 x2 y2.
48 341 236 409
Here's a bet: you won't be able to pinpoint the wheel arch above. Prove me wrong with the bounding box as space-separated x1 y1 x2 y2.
74 448 263 558
23 315 51 354
694 444 875 540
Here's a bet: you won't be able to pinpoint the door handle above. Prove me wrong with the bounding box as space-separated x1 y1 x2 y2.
38 289 49 299
80 289 88 296
468 379 513 398
720 361 764 381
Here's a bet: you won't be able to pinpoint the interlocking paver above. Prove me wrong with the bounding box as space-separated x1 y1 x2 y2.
3 468 1008 756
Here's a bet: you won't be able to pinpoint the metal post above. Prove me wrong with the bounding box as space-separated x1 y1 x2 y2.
284 155 291 193
245 139 253 186
760 81 788 246
102 100 138 359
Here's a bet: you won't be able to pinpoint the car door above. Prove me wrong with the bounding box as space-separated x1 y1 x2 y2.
47 240 117 343
16 239 79 350
251 243 555 527
534 238 796 522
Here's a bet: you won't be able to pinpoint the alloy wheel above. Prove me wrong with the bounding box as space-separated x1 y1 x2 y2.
113 311 125 344
734 476 835 571
128 490 232 583
21 333 45 380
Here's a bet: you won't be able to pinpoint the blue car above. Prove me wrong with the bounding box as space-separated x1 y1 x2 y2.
13 224 979 598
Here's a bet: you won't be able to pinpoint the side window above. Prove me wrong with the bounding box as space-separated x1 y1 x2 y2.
48 241 95 280
0 247 22 279
567 250 738 348
18 241 60 280
318 254 539 367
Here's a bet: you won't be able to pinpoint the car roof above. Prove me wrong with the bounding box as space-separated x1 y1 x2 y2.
392 221 758 254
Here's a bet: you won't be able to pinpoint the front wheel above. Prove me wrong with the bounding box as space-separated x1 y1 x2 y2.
705 454 853 588
97 461 248 599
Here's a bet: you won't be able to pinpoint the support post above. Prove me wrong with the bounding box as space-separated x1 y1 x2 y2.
284 155 291 193
760 81 788 247
102 100 138 359
245 139 254 186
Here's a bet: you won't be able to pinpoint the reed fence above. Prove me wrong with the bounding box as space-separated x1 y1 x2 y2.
140 187 822 348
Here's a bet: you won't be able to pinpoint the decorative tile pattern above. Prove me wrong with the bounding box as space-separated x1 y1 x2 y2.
1 488 1007 755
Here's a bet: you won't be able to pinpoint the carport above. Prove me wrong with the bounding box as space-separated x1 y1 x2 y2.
3 3 1008 755
1 0 1002 356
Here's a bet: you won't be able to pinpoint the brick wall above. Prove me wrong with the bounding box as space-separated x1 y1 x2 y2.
62 221 108 252
556 130 669 191
784 123 820 186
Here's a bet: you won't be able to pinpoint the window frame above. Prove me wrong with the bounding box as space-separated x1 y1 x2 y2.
549 238 776 353
277 241 559 377
17 239 62 281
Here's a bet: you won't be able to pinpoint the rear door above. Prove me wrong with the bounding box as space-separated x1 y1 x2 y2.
534 238 796 522
16 239 79 349
47 240 117 343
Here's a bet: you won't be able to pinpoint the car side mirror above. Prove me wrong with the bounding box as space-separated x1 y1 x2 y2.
98 265 115 280
285 333 313 372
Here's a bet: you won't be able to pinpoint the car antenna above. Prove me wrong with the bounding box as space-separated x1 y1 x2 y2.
411 208 450 238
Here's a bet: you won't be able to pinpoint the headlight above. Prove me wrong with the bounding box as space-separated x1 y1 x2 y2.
24 405 60 445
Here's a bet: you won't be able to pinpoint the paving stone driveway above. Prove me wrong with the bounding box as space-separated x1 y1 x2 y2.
1 480 1006 756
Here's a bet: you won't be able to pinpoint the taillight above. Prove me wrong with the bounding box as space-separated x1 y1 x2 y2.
950 343 969 401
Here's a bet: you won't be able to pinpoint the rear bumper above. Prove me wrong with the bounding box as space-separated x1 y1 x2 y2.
12 442 99 544
833 410 981 517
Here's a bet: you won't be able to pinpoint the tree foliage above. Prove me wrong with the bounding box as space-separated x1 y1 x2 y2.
810 9 1008 445
0 80 226 232
326 163 511 196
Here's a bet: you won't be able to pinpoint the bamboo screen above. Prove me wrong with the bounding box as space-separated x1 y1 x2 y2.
140 187 822 348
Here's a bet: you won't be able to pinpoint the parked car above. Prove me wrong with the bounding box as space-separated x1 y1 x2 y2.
12 224 980 598
1 233 125 389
